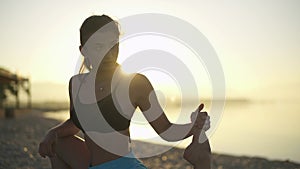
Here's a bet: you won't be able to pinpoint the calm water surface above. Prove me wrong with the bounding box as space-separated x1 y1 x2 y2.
44 99 300 163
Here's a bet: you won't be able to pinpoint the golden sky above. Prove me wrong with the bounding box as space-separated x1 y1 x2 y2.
1 0 299 100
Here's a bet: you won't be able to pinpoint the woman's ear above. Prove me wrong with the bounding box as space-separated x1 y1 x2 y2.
79 45 89 57
79 45 84 56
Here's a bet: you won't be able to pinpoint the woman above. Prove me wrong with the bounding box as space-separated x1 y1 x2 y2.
39 15 210 169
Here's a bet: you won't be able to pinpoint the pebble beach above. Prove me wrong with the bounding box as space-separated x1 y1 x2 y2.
0 109 299 169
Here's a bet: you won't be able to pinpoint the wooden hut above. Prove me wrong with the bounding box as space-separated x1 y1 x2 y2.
0 67 31 108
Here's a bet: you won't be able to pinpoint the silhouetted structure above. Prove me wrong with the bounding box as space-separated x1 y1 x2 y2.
0 67 31 108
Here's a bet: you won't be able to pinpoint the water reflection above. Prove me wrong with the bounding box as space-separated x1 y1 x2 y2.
43 100 300 163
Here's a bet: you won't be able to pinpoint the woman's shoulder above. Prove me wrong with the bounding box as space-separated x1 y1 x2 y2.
132 73 151 85
128 73 153 93
68 73 89 90
69 73 88 84
70 73 89 82
113 71 152 92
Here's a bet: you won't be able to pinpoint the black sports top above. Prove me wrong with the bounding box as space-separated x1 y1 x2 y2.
70 77 131 133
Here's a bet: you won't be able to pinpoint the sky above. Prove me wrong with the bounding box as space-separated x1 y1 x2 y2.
1 0 300 101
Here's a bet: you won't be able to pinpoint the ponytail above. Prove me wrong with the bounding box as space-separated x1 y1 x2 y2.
79 57 92 74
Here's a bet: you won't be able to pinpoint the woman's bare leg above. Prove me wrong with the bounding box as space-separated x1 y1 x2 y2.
50 155 71 169
50 135 90 169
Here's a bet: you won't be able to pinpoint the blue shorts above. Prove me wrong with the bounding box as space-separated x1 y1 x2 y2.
89 152 147 169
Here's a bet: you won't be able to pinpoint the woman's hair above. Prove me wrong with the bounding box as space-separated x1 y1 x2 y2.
80 15 120 46
79 15 120 73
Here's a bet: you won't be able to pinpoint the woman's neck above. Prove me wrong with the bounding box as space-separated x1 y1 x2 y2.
90 62 119 81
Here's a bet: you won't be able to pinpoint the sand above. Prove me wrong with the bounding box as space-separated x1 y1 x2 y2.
0 109 299 169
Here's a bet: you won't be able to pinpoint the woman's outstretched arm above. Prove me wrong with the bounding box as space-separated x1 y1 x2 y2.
38 78 80 158
48 76 81 139
130 74 208 142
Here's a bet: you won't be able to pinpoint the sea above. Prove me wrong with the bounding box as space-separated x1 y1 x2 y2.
43 99 300 163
